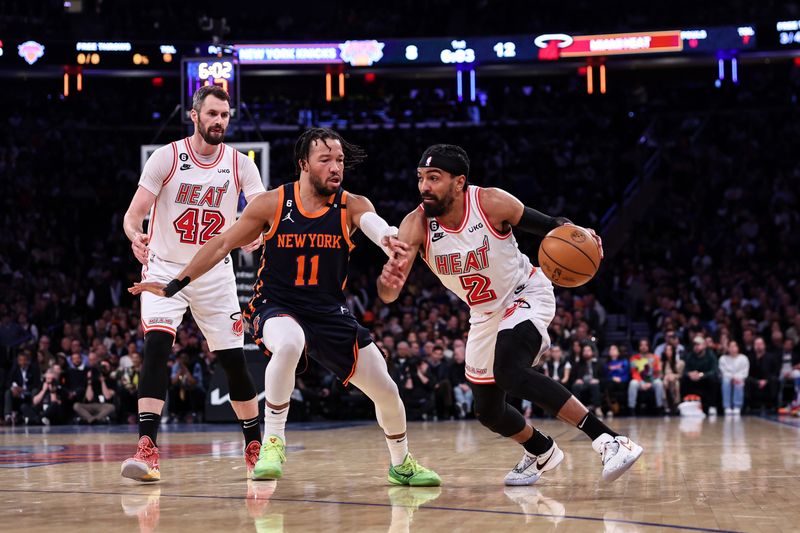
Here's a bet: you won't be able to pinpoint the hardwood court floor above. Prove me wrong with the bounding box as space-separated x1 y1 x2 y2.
1 415 799 532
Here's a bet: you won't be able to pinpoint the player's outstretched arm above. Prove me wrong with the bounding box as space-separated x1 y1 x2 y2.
129 190 279 297
377 209 426 304
479 187 603 258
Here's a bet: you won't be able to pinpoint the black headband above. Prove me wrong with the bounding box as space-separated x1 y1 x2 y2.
418 153 469 177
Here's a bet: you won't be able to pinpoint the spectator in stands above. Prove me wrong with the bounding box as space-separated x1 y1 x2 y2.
628 339 666 414
427 345 453 419
449 345 472 419
719 341 749 416
4 350 41 424
571 344 603 417
73 357 117 424
661 343 684 412
746 337 779 412
22 367 67 425
400 358 436 421
603 344 629 416
681 336 720 415
168 351 205 423
118 351 141 423
777 338 800 413
544 345 571 386
655 330 685 361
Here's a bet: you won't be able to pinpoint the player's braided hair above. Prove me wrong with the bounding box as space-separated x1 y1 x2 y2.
294 127 367 174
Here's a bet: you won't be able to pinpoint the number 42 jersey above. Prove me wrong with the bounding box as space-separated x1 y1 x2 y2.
138 138 265 264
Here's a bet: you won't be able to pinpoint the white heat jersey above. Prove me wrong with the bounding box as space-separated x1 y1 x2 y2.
422 186 533 321
138 138 265 264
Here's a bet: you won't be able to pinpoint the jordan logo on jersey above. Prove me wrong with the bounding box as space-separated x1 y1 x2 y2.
174 181 229 208
433 235 490 275
282 209 295 223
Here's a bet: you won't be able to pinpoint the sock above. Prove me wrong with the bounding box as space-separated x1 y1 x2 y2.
263 403 288 442
386 434 409 466
521 429 552 456
240 416 261 445
139 412 161 446
577 412 619 441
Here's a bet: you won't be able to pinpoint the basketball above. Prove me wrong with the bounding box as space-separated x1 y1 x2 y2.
538 225 601 288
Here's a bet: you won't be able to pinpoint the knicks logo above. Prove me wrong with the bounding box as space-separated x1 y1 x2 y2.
230 312 244 336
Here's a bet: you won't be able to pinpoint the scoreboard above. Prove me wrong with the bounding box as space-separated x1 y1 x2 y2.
181 57 240 123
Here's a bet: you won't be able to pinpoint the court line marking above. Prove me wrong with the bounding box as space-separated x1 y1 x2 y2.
754 415 800 430
0 488 742 532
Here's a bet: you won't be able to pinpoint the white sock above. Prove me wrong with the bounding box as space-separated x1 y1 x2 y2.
386 434 409 466
263 403 288 443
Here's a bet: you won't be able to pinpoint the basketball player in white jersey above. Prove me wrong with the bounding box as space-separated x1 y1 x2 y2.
378 144 643 485
120 85 265 481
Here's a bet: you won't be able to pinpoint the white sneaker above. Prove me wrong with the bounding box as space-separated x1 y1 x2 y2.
725 407 734 416
592 434 644 483
504 439 564 486
732 408 741 416
709 407 718 417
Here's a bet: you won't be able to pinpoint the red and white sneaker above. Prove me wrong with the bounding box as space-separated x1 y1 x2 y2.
121 436 161 482
244 440 261 477
592 433 643 483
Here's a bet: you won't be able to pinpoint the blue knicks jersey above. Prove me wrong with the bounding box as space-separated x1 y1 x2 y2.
247 181 355 316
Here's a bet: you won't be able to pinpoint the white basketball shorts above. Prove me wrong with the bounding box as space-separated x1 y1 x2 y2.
140 253 244 351
464 268 556 384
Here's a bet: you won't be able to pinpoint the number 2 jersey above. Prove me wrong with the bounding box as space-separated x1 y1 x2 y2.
247 181 355 315
138 137 266 264
421 185 534 323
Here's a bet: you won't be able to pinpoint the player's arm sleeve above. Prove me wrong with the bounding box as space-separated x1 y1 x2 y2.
515 207 571 236
239 154 267 201
138 144 177 196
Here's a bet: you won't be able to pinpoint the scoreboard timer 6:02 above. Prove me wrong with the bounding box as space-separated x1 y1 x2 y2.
181 57 240 123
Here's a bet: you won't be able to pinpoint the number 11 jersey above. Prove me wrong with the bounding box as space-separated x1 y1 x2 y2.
249 181 355 314
138 137 265 264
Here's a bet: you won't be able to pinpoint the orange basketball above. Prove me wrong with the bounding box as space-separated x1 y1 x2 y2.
538 225 601 288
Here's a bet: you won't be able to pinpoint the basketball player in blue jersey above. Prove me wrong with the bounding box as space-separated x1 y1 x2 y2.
130 128 440 487
378 144 643 485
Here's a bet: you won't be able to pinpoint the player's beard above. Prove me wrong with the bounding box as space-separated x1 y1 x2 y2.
309 171 341 196
198 117 226 145
420 191 454 217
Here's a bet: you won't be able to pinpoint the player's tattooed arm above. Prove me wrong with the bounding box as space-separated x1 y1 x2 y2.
129 189 279 297
123 187 157 265
377 208 426 304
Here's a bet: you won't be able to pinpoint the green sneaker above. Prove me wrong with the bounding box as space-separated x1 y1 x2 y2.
252 435 286 480
387 453 441 486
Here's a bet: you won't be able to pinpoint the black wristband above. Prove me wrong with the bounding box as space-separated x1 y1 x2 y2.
516 207 572 236
163 276 191 298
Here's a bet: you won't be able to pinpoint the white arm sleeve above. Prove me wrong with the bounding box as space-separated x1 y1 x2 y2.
359 211 398 257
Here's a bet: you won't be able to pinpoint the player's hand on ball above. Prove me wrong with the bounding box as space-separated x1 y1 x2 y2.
131 233 150 265
383 235 410 260
585 227 604 259
241 235 263 254
128 281 167 297
380 257 407 289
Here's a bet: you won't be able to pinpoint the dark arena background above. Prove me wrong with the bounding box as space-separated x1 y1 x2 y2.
2 2 800 531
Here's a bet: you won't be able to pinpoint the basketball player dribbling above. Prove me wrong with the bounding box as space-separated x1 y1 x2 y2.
130 128 441 487
378 144 643 485
121 85 265 481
